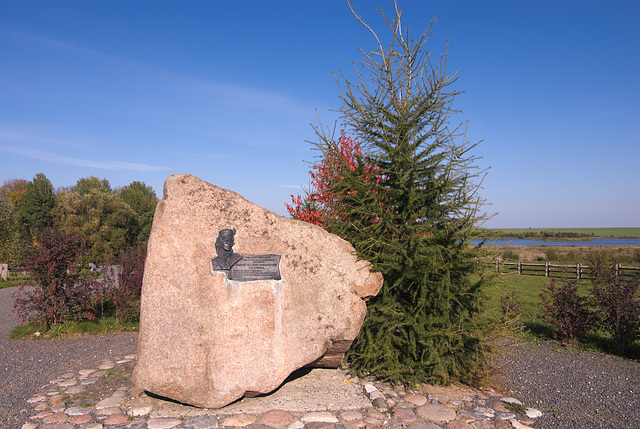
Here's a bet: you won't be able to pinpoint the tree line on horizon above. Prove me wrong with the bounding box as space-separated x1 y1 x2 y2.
0 173 159 267
484 230 597 239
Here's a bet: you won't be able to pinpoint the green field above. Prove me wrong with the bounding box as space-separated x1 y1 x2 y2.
484 272 640 359
486 227 640 238
484 274 592 322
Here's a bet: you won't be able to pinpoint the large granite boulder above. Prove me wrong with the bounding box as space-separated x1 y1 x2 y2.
132 174 382 408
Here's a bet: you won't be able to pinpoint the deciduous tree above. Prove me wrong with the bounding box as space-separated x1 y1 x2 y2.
0 178 29 208
74 176 112 196
0 179 31 265
52 189 137 264
119 181 158 244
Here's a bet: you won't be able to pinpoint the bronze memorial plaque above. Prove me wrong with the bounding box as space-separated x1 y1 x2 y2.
210 228 282 282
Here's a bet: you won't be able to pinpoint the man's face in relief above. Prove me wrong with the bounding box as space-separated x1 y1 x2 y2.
220 234 234 252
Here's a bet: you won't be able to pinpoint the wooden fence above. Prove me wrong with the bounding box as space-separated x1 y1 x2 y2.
1 267 30 282
5 262 640 283
481 261 640 280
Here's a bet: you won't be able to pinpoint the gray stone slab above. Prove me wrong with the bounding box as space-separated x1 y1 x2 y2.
223 368 370 414
151 368 370 417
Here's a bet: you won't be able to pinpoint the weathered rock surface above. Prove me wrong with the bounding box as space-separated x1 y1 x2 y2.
133 174 382 408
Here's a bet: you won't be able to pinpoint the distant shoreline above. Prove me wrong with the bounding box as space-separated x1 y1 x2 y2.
481 227 640 239
472 238 640 247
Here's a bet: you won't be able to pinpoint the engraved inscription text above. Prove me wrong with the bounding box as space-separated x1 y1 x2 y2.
228 254 282 282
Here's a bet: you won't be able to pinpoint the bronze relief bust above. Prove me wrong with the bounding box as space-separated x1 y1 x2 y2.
210 228 243 271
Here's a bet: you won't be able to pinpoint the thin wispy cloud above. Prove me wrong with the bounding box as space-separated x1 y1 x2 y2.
191 79 317 119
274 184 304 190
6 30 320 121
4 30 151 73
0 145 170 172
0 129 87 149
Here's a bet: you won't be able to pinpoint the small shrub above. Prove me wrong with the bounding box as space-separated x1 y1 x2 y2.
115 244 146 322
586 248 620 279
100 244 146 323
591 270 640 354
501 249 519 262
542 248 559 262
539 278 593 340
564 249 580 263
499 290 522 323
13 229 96 328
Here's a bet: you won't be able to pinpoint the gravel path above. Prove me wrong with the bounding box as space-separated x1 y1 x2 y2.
2 285 639 429
0 286 137 428
491 339 640 428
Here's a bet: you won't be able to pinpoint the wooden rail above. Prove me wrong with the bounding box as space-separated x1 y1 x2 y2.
481 261 639 280
1 267 32 282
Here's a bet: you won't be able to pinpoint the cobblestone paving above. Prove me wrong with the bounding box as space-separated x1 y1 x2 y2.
19 353 541 429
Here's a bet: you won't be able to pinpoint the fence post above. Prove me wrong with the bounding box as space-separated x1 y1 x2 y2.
545 262 550 277
0 264 8 281
577 263 582 280
615 263 621 277
495 260 500 271
517 261 522 275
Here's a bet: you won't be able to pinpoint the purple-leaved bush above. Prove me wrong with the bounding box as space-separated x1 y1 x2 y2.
539 278 594 340
591 270 640 354
13 229 96 328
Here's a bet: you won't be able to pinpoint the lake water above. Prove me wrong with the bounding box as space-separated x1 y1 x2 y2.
470 238 640 246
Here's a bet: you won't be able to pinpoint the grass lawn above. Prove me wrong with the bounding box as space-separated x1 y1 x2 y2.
1 273 32 289
1 279 25 289
10 317 138 339
483 272 640 360
484 273 591 327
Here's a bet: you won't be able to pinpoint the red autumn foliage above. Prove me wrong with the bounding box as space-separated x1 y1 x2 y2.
591 270 640 353
99 244 147 323
13 229 96 328
539 278 594 340
285 130 381 228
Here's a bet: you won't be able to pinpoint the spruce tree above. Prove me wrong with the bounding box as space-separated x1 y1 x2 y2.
19 173 56 236
300 2 491 385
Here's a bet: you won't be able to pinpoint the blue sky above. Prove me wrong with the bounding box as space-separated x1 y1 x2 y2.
1 0 638 228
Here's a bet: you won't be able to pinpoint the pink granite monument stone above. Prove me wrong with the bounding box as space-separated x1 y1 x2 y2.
133 174 382 408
